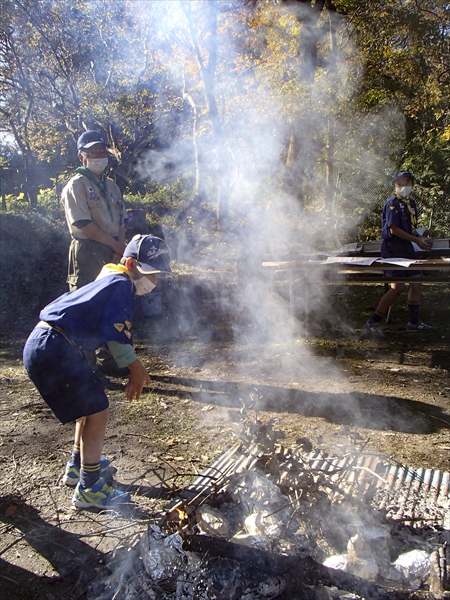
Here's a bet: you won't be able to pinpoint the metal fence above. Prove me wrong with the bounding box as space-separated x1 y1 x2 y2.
0 163 169 210
1 159 448 237
0 163 67 210
330 161 449 237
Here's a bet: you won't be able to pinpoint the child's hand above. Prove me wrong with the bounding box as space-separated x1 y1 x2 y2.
416 236 433 250
124 359 151 402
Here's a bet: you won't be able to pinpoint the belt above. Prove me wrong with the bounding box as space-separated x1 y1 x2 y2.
36 321 84 357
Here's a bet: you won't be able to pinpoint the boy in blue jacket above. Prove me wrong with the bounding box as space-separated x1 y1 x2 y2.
23 235 171 509
365 171 434 338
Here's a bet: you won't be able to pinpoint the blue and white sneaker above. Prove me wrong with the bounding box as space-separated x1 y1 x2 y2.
62 457 111 486
406 321 436 331
72 478 130 509
364 320 385 339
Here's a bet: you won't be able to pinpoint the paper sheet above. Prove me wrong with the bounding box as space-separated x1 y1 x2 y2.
375 258 426 267
321 257 427 267
321 257 379 266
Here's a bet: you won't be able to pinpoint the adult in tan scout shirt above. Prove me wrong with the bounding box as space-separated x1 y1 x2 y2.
63 130 126 291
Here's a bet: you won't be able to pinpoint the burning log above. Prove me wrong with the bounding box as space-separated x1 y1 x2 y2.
182 535 441 600
188 556 290 600
429 546 448 594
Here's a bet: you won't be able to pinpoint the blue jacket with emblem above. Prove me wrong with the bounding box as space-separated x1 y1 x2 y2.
381 194 418 259
40 272 135 352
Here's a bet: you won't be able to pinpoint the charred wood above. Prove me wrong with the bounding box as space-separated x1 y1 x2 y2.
183 535 439 600
429 545 448 594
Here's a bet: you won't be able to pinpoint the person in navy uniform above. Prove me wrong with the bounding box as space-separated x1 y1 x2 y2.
23 235 171 509
365 171 435 338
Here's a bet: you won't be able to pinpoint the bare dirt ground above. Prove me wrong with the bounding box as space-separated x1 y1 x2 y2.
1 287 450 599
1 213 450 599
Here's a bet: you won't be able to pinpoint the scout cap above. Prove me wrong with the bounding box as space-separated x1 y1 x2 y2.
77 130 108 151
124 235 172 275
393 170 414 184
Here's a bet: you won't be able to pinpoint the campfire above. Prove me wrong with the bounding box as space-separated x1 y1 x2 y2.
89 405 450 599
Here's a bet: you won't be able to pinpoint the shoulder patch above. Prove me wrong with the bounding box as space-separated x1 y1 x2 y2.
389 205 396 210
114 323 124 332
125 320 132 330
124 330 132 339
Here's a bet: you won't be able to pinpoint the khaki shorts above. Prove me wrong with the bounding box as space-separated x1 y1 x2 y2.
67 238 115 291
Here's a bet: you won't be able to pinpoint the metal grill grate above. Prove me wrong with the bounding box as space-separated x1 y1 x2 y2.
305 449 450 525
179 444 450 528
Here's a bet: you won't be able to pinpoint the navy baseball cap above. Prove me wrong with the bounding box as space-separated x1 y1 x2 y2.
77 130 108 151
393 170 414 183
123 235 172 275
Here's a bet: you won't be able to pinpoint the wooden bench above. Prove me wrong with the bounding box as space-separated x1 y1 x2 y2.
262 258 450 325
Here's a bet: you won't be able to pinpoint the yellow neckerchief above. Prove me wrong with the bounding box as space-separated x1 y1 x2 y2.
96 263 132 280
394 193 417 229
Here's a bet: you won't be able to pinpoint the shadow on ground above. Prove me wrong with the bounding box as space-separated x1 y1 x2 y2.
149 375 450 435
0 496 104 599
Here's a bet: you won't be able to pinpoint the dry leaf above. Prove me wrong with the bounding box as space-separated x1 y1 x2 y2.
5 504 17 517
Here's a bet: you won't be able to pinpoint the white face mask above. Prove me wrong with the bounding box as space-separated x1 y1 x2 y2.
86 157 108 174
133 276 156 296
395 185 413 198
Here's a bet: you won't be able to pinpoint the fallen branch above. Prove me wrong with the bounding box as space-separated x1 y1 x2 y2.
0 574 20 585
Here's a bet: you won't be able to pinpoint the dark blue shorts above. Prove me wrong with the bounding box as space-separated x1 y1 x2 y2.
385 270 422 278
23 327 109 424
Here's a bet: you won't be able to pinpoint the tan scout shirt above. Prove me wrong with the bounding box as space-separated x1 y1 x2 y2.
62 172 125 240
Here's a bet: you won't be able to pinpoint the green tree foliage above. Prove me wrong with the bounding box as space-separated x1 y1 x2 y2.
339 0 450 236
0 0 186 194
0 0 449 242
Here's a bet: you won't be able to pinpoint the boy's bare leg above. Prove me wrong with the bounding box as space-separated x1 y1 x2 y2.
80 408 110 465
74 417 86 446
408 280 422 303
376 282 405 315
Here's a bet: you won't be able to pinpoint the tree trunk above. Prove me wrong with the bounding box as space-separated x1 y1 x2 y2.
283 129 306 211
325 3 338 218
9 119 38 207
280 0 337 213
24 150 38 207
325 117 335 214
183 91 201 199
183 0 232 229
0 171 6 212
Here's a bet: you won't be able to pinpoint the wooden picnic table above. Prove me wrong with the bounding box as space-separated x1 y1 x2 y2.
261 257 450 323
